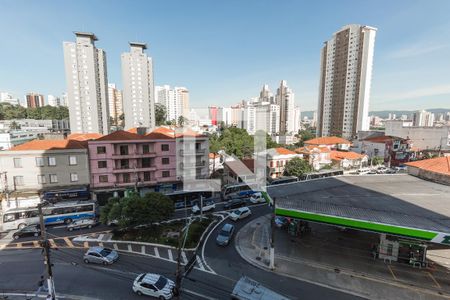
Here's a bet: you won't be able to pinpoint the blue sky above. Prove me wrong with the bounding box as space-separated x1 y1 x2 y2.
1 0 450 111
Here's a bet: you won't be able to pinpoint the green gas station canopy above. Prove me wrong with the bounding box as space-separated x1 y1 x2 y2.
268 175 450 245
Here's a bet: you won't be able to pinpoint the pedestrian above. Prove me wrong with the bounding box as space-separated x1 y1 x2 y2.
371 244 378 260
36 275 48 296
46 294 52 300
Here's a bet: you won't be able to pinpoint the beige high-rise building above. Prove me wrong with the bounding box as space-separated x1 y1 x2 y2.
276 80 295 135
26 93 45 108
317 24 377 139
121 42 155 130
155 85 190 123
107 83 123 127
63 32 110 134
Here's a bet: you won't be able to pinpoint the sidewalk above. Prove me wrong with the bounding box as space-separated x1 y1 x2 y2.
235 215 450 300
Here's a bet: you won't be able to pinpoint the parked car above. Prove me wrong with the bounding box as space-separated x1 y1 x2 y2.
12 224 41 240
367 170 377 174
191 200 216 214
224 198 247 210
385 168 397 174
132 273 175 299
274 216 288 228
67 218 98 231
216 223 235 246
229 207 252 221
249 192 266 204
83 246 119 265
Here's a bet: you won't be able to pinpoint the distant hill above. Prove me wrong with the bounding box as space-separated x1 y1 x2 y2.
301 108 450 119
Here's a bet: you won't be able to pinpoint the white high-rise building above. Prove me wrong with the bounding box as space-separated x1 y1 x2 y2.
63 32 109 134
294 106 301 133
121 42 155 130
47 95 60 107
217 107 232 126
413 110 435 127
155 85 190 123
276 80 295 135
0 92 20 105
61 92 68 107
317 24 377 139
108 83 123 127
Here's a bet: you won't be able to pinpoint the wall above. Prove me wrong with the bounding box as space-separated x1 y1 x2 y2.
408 167 450 186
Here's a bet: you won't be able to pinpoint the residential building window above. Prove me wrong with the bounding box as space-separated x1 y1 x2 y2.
13 158 22 168
98 161 107 168
142 157 151 168
142 144 150 154
48 157 56 166
13 176 24 186
99 175 108 183
97 146 106 154
162 171 170 178
120 159 129 169
49 174 58 183
161 144 169 151
70 173 79 182
123 173 131 183
162 157 170 165
37 175 46 184
35 157 45 167
143 171 151 181
69 156 77 166
120 145 129 155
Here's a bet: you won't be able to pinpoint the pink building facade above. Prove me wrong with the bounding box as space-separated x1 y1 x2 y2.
87 130 178 197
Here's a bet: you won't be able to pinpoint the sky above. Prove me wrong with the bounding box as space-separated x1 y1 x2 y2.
1 0 450 111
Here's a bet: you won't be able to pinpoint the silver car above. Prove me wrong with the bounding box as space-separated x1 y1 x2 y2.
67 218 97 231
83 247 119 265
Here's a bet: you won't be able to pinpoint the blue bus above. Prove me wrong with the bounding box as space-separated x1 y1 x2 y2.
43 201 98 225
42 187 90 202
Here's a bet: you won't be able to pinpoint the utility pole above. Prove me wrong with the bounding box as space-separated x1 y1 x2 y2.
269 197 276 270
38 202 56 299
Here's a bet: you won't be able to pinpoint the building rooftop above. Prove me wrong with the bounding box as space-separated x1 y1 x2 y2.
268 175 450 241
10 139 86 151
295 145 330 154
68 133 103 141
406 156 450 176
224 160 255 176
95 130 143 141
363 135 404 143
74 32 98 40
129 42 147 49
305 136 351 146
272 147 297 156
330 150 366 161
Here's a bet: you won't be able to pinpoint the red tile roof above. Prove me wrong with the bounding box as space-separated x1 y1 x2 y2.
96 130 143 141
209 153 220 159
68 133 103 141
330 150 366 161
127 128 139 134
273 147 297 155
11 139 87 151
295 145 330 154
363 135 403 143
405 156 450 176
305 136 351 146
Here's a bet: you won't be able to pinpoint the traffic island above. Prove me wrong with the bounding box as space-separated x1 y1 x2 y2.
235 215 450 300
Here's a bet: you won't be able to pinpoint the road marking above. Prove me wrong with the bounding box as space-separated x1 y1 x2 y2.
84 241 89 248
154 247 160 257
168 249 173 261
387 265 397 280
49 239 57 248
183 289 217 300
63 237 74 248
196 255 205 270
127 244 132 252
427 271 441 289
201 216 227 274
141 245 145 254
98 234 104 241
181 251 188 264
0 244 5 250
99 242 104 248
113 243 118 250
33 241 40 247
16 243 22 248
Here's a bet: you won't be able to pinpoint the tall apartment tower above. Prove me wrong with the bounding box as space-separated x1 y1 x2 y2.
108 83 123 127
317 24 377 139
63 32 110 134
155 85 189 123
276 80 295 135
26 93 45 108
121 42 155 130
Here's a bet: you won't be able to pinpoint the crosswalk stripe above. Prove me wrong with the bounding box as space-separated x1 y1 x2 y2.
113 243 118 250
98 234 104 240
64 238 74 248
16 243 22 248
99 242 104 248
0 244 6 250
127 244 132 252
84 241 89 248
181 251 188 264
141 245 146 254
168 249 173 261
49 239 57 248
33 241 40 247
196 255 205 270
154 247 160 258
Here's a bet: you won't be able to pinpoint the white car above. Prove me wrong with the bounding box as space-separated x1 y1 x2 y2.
229 207 252 221
191 201 215 214
67 218 97 231
249 192 265 204
132 273 175 299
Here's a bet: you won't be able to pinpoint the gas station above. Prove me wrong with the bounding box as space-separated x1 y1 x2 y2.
268 174 450 267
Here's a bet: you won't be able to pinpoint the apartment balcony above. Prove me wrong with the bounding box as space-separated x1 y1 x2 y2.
179 161 206 170
112 151 156 159
179 149 206 156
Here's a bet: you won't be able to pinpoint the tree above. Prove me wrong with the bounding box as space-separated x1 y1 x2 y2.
101 192 174 228
155 103 167 126
370 156 384 166
284 157 312 177
295 129 315 147
177 116 187 127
